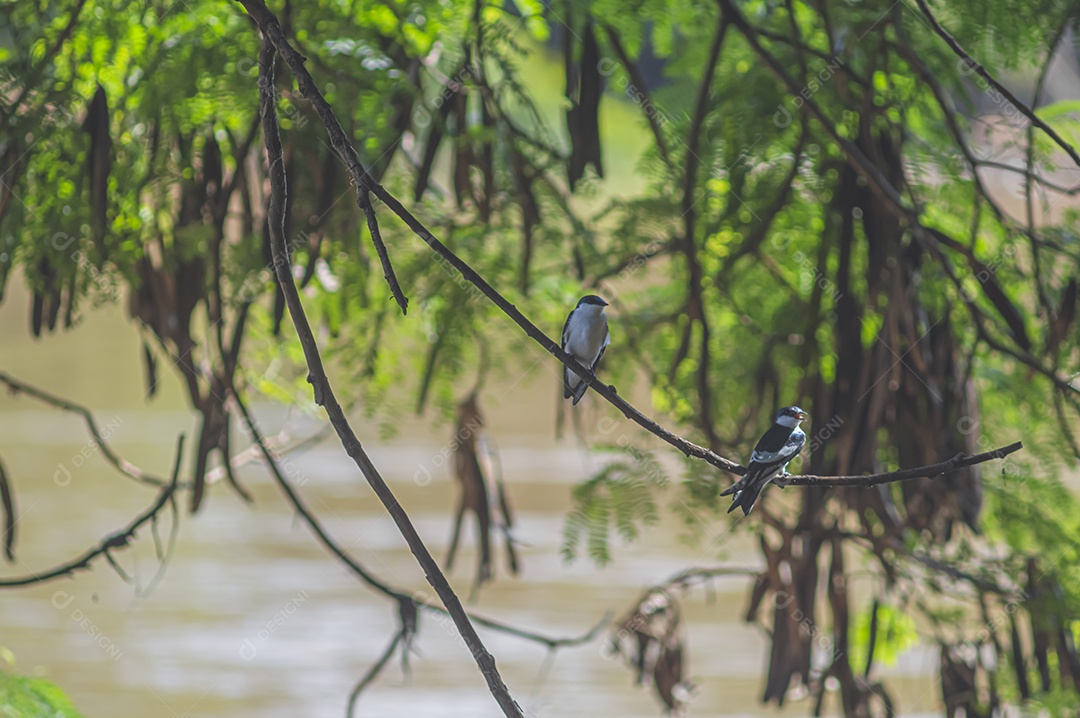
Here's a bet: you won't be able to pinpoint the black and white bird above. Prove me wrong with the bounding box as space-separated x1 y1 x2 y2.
722 406 808 515
561 295 610 405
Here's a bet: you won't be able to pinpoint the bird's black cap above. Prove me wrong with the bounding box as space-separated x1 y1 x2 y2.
578 295 609 307
777 406 809 421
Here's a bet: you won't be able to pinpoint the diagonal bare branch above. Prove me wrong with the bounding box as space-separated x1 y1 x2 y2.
912 0 1080 169
252 34 524 717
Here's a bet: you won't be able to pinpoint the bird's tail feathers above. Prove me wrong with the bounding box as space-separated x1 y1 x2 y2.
563 366 573 399
730 478 768 515
725 467 772 515
719 478 744 497
571 378 589 405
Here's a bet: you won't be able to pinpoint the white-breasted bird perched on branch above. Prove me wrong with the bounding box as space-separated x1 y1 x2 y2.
722 406 808 515
561 295 610 406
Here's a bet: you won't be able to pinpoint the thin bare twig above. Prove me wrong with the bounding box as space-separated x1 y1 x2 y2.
0 435 183 588
346 631 403 718
0 371 164 487
912 0 1080 169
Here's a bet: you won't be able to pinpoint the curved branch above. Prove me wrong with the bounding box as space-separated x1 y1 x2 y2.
0 371 164 487
0 435 183 588
230 325 605 692
347 631 403 718
911 0 1080 169
601 25 674 170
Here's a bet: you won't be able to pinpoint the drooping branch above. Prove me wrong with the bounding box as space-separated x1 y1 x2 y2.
0 435 183 588
229 386 605 649
601 25 674 170
911 0 1080 170
0 371 165 487
253 36 523 717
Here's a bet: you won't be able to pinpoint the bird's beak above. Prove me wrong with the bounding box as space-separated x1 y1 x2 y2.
796 411 809 421
600 298 609 306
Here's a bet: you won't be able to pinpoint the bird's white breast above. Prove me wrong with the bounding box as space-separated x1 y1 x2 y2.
565 306 608 361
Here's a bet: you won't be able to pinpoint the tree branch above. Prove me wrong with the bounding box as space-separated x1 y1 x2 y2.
601 25 674 170
911 0 1080 169
253 35 523 717
229 342 605 698
777 441 1022 487
0 371 164 487
0 435 183 587
347 631 403 718
238 0 1030 498
679 8 728 450
242 0 407 315
975 160 1080 196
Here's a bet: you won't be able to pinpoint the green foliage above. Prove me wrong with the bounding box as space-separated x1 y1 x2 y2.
0 670 85 718
562 446 668 565
847 602 920 674
4 0 1080 711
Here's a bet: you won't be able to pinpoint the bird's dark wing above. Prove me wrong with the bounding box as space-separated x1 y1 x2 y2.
752 423 794 455
720 459 775 498
750 427 803 465
562 308 576 399
590 332 610 373
561 308 575 347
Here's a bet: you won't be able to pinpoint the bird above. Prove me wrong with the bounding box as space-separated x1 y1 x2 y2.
721 406 808 515
561 295 610 405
